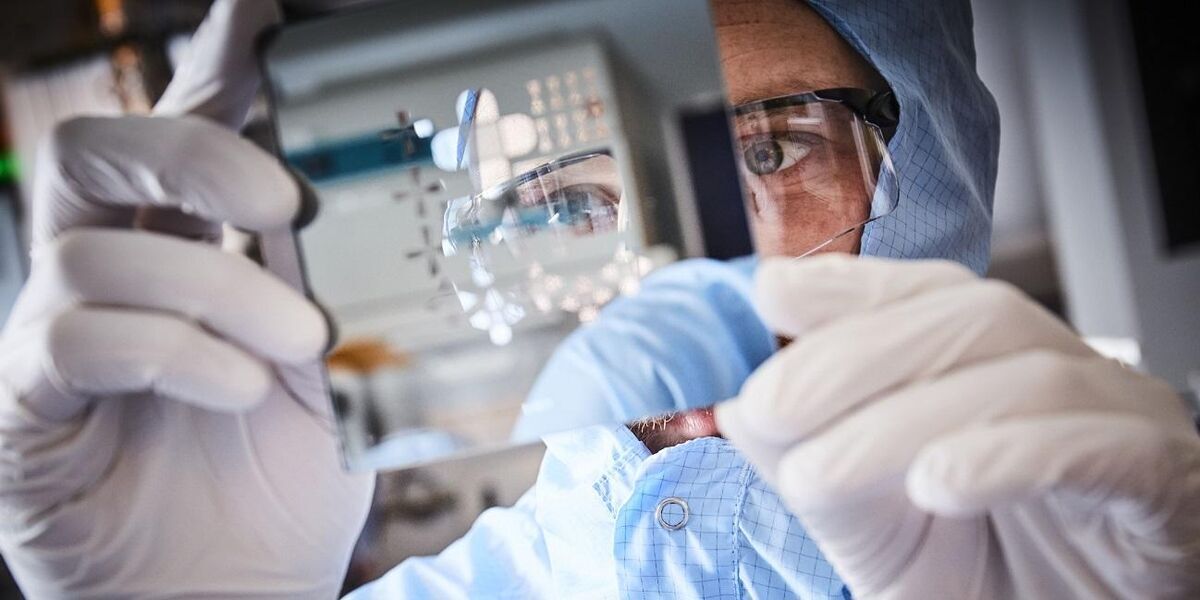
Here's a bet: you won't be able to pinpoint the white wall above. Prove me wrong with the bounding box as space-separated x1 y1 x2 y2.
971 0 1062 304
973 0 1200 390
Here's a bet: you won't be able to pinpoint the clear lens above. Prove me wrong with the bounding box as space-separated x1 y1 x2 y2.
442 150 643 344
733 99 898 257
443 152 624 254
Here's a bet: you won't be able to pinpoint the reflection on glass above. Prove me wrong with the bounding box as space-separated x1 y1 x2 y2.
443 151 623 253
442 149 648 344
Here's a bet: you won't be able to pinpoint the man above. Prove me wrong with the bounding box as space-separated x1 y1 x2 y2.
0 1 1196 599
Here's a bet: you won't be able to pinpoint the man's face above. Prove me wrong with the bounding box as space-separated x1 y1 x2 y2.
630 0 889 452
712 0 888 257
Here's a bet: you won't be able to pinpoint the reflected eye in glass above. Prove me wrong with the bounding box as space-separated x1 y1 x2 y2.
444 150 622 252
537 184 619 231
740 133 817 176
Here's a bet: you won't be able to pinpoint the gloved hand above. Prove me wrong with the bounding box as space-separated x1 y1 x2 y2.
0 1 373 597
716 255 1200 599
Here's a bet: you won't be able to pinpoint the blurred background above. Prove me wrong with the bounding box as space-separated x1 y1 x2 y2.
0 0 1196 596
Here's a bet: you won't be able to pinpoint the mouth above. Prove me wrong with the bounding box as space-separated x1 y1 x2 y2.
628 407 721 454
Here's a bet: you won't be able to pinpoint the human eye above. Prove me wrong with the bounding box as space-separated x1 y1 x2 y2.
739 132 819 176
515 183 619 232
544 184 619 228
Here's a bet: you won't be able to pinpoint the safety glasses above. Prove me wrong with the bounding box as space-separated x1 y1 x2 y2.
733 88 900 257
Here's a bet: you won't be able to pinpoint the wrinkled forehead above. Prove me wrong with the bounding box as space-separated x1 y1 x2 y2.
710 0 887 106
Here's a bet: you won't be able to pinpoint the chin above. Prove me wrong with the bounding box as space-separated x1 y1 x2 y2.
629 407 722 453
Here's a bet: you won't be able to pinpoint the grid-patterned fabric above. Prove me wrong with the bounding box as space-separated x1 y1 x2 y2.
808 0 1001 274
353 425 850 599
614 437 847 599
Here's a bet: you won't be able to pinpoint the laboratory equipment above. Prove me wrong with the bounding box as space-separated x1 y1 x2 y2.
260 0 737 471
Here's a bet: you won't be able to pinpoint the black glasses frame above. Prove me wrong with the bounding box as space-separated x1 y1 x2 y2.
733 87 900 142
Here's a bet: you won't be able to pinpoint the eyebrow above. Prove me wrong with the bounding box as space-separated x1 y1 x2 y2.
729 60 848 102
730 74 866 107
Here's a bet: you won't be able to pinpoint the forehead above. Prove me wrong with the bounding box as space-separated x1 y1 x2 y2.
711 0 884 106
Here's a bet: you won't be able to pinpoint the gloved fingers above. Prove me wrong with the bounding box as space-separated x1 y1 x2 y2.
911 414 1200 593
40 307 275 420
30 228 326 363
751 352 1174 513
908 412 1200 522
712 394 791 482
31 115 299 246
726 276 1095 449
755 255 976 338
153 0 282 128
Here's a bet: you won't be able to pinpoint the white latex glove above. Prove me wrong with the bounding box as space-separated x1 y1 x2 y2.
0 1 373 597
717 255 1200 599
